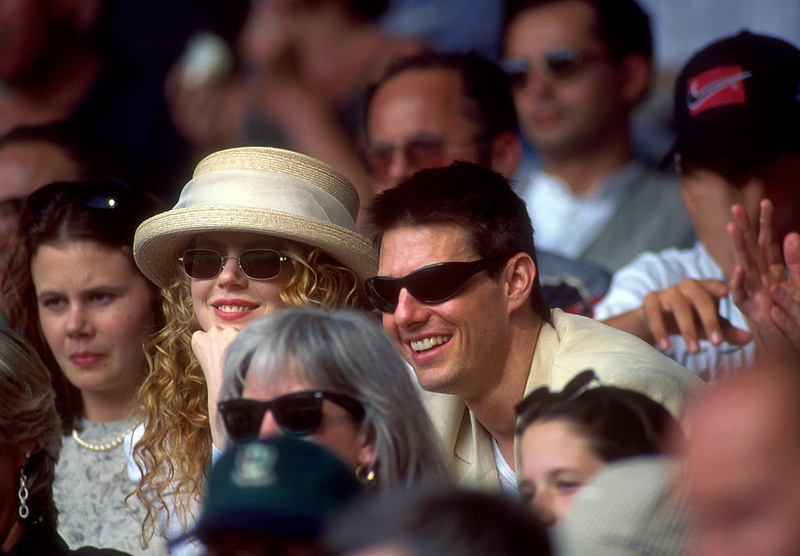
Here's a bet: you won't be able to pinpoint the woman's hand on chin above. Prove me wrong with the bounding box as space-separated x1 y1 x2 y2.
192 326 241 448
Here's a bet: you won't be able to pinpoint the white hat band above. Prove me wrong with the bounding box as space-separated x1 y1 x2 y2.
175 169 357 232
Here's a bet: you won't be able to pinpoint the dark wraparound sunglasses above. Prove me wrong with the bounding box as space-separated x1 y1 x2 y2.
365 254 512 313
179 248 287 280
219 390 366 443
502 47 606 89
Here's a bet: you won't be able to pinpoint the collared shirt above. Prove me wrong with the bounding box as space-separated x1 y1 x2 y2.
514 161 695 273
492 436 519 498
521 164 642 259
420 310 703 490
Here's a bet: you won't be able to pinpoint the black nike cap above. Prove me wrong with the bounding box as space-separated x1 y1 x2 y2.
662 30 800 168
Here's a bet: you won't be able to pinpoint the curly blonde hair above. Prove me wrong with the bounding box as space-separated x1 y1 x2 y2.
130 242 370 545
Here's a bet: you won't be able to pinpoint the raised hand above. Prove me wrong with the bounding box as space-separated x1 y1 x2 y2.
765 232 800 354
192 326 241 449
727 199 800 362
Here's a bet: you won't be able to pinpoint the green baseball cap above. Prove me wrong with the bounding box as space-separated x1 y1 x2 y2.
195 436 362 544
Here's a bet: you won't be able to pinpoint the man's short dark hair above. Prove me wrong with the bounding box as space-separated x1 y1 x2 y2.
0 121 131 185
366 161 550 320
504 0 653 63
364 51 519 144
325 487 552 556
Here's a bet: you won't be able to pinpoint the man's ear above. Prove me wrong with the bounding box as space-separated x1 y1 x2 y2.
489 131 523 179
505 253 536 313
619 52 652 106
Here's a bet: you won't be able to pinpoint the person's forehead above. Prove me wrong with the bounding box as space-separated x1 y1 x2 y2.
368 68 473 134
0 140 81 202
520 419 597 464
377 223 477 274
505 0 603 56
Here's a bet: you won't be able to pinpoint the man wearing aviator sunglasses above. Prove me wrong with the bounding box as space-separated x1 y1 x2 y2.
503 0 695 273
365 162 701 492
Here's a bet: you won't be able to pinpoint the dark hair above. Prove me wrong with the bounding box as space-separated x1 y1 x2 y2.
324 487 552 556
516 373 678 462
365 51 519 154
504 0 653 63
0 121 130 182
366 161 549 320
294 0 389 22
346 0 389 21
2 180 165 433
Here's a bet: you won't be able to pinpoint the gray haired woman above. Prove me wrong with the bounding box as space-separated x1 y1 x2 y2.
219 307 452 491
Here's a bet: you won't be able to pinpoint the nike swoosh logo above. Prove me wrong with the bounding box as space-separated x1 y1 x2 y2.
687 71 752 110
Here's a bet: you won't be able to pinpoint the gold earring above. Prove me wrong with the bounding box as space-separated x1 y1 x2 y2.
355 464 376 487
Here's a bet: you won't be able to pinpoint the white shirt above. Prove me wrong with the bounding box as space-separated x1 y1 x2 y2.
521 163 642 259
125 424 206 556
492 436 519 498
594 242 754 381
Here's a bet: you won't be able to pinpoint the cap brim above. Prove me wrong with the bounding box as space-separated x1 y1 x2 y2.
663 113 785 169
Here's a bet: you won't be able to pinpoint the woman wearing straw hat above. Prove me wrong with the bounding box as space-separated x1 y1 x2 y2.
129 146 378 552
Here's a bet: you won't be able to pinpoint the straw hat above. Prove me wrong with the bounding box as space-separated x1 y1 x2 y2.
133 147 378 287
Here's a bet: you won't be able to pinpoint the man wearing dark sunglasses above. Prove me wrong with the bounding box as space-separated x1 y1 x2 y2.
365 161 701 492
363 50 611 316
503 0 695 273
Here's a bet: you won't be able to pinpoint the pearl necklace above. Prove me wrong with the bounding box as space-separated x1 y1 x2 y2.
72 425 136 452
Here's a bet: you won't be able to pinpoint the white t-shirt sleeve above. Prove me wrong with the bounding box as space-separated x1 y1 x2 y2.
593 250 681 320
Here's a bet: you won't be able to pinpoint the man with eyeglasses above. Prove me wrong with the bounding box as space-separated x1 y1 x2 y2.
503 0 695 273
363 50 610 316
364 161 701 493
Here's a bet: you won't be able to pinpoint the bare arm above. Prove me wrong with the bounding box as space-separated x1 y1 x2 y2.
603 277 751 352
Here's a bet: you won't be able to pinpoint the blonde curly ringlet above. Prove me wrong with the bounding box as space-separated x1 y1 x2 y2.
130 242 368 548
133 146 378 287
130 146 378 546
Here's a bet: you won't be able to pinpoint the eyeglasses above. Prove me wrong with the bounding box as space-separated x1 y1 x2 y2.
363 135 485 182
365 254 512 313
179 248 287 280
503 47 606 89
27 179 132 215
515 369 598 417
218 390 366 443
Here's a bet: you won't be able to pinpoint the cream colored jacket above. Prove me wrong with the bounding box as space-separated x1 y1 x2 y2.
421 309 703 489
